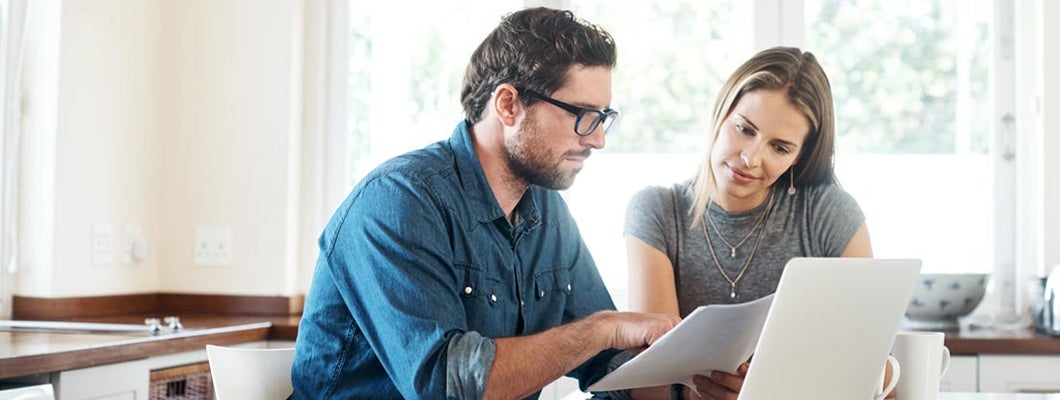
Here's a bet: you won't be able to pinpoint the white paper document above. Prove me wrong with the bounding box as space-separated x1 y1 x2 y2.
587 294 774 392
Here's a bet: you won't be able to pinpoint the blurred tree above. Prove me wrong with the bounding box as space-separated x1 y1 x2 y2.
347 8 372 187
806 0 991 155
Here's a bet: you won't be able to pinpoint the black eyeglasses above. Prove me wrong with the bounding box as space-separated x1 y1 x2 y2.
518 88 620 136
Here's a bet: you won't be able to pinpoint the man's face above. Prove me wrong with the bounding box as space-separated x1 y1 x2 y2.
505 65 612 190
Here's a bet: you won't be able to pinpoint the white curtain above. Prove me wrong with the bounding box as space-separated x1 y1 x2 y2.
1 0 29 317
294 0 348 294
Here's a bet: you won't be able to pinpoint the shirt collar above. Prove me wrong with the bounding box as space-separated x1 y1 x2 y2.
450 121 507 224
450 120 543 233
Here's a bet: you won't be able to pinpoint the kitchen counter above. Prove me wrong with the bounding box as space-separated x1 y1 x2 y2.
943 325 1060 355
0 314 288 379
7 316 1047 381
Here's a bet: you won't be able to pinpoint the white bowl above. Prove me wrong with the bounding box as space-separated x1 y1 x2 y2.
904 273 990 330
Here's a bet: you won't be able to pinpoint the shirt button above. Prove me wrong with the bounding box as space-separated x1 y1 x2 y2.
566 284 572 292
490 294 498 302
539 290 545 297
464 286 473 295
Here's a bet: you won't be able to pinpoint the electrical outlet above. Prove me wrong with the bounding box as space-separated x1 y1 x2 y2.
194 227 232 267
91 223 114 266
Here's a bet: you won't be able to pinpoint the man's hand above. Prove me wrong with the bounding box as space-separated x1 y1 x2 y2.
594 311 680 352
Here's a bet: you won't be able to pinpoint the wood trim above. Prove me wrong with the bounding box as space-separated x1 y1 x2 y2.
13 293 304 320
946 336 1060 355
12 294 161 320
158 293 304 316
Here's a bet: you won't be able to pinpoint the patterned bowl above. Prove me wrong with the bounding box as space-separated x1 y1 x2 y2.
904 273 990 330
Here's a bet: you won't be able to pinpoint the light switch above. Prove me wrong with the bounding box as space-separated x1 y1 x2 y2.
123 225 150 265
91 223 113 266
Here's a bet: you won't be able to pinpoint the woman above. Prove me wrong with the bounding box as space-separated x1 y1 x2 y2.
623 46 873 399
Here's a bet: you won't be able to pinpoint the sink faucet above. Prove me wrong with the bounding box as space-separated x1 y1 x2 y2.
144 318 163 335
164 316 183 333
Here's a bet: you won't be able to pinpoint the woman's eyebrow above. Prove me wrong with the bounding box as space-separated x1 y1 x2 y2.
735 113 760 131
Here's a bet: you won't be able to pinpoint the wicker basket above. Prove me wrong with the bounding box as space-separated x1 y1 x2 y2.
149 362 214 400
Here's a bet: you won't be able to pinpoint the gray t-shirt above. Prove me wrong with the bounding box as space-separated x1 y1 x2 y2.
624 182 865 317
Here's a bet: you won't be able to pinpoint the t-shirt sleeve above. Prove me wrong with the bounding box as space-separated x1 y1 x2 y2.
808 185 866 256
623 186 675 256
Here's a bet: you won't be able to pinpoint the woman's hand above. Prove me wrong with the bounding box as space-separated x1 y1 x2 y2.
687 362 749 400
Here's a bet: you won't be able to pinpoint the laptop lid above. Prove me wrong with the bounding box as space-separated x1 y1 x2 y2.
738 258 921 400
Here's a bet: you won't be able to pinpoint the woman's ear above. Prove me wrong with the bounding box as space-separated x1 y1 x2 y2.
491 84 522 128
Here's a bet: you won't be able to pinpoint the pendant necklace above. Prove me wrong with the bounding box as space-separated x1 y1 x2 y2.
707 190 773 258
703 189 776 299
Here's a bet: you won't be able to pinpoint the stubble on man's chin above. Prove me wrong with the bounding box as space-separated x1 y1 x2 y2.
505 119 580 191
509 155 576 191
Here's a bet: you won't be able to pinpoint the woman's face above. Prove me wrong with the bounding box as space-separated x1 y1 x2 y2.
710 88 810 212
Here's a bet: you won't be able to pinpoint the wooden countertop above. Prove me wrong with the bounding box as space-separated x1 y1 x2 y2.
943 325 1060 355
0 313 301 380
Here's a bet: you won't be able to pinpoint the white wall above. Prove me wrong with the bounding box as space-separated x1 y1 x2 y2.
16 0 308 298
49 0 161 296
155 0 303 295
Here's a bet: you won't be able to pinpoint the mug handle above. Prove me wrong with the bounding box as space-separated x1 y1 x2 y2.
939 345 951 377
874 355 901 400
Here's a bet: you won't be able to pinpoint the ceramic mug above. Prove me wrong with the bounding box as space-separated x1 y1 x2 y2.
891 331 951 400
874 355 902 400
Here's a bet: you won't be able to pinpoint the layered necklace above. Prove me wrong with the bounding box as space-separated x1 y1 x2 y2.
702 188 777 299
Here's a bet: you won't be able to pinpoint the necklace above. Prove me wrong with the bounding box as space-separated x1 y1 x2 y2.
707 190 775 258
702 189 777 299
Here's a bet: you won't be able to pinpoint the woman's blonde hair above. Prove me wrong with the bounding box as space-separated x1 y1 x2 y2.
689 46 838 226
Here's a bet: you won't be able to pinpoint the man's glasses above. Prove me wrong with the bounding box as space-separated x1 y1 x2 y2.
518 88 620 136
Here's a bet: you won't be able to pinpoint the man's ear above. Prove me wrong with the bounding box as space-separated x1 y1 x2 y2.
491 84 522 128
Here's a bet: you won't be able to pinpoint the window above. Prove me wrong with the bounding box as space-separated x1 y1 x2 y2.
346 1 519 187
343 1 1013 310
562 1 752 305
804 0 1000 274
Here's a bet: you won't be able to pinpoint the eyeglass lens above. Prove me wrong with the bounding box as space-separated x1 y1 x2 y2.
575 111 618 136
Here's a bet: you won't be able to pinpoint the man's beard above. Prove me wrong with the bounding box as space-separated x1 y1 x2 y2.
504 116 588 190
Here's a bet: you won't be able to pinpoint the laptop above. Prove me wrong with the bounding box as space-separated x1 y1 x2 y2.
737 257 921 400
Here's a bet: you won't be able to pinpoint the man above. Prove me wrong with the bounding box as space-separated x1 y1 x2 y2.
292 7 677 399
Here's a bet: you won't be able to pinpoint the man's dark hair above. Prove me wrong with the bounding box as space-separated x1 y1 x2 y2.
460 7 616 124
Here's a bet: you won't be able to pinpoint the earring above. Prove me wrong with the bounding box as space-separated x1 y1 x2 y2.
788 169 797 196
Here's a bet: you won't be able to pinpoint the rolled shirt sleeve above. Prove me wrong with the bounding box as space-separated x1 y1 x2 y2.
446 331 496 399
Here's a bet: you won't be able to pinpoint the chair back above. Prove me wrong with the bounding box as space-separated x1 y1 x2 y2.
206 344 295 400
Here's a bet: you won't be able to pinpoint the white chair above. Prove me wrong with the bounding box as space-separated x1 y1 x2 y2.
0 384 54 400
206 344 296 400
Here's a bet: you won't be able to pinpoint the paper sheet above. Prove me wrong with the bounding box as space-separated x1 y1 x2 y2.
587 294 774 392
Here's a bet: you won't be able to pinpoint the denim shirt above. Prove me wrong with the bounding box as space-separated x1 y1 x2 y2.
291 121 619 399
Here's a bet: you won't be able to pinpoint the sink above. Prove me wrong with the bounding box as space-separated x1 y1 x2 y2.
0 320 176 335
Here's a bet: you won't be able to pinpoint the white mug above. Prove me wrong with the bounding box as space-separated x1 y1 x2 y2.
874 355 902 400
891 331 951 400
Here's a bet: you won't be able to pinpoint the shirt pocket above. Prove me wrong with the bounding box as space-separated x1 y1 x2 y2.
530 268 572 329
533 268 572 300
456 262 507 337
